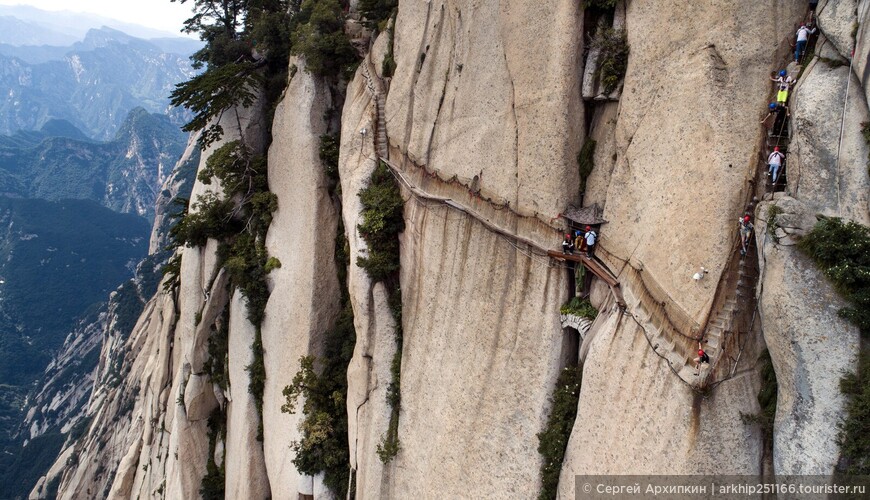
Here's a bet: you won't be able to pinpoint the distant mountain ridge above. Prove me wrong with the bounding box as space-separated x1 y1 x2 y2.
0 4 193 42
0 15 79 46
0 107 186 219
0 26 197 139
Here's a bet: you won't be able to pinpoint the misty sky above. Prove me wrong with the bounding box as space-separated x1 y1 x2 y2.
0 0 194 36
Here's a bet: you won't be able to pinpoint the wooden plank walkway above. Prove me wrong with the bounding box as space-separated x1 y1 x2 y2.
548 250 625 307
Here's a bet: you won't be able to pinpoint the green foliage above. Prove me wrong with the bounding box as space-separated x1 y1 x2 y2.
560 297 598 319
220 234 272 325
198 140 269 193
356 162 406 463
169 192 237 248
167 142 277 442
169 140 277 323
798 217 870 333
798 217 870 473
43 474 61 499
264 256 282 272
376 341 402 463
591 23 629 95
171 62 262 147
357 162 405 282
246 327 267 440
171 0 294 147
740 350 777 454
200 408 226 500
577 138 596 196
203 308 230 391
358 0 398 30
282 304 356 496
290 0 358 79
357 251 400 283
162 253 183 292
537 365 583 500
838 346 870 474
583 0 617 9
376 424 401 462
381 12 397 77
319 133 340 182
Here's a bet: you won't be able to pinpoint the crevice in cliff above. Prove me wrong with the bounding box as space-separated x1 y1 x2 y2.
423 4 452 167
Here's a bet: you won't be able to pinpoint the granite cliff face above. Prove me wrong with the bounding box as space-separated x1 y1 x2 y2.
34 0 869 498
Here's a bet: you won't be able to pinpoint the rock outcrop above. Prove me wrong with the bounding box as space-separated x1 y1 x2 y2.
789 40 870 225
755 198 860 474
260 58 341 498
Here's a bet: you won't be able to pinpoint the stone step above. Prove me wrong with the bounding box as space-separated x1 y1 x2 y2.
652 337 676 355
679 363 704 381
665 349 687 368
737 278 754 289
636 310 652 324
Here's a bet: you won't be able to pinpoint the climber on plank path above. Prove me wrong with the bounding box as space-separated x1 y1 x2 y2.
767 146 785 185
795 23 817 63
771 70 794 104
583 226 597 258
761 102 790 137
562 233 575 254
739 215 754 256
694 342 710 375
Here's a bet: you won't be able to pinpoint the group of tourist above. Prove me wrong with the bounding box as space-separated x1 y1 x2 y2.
697 5 819 373
561 227 597 258
556 4 821 376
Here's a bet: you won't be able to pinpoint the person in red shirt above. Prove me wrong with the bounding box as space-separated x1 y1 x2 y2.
694 342 710 375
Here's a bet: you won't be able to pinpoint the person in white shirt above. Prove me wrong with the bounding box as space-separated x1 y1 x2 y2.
771 70 795 89
771 70 795 104
767 146 785 184
583 225 597 258
795 23 817 62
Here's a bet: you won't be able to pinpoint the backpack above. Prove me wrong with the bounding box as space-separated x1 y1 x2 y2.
585 231 597 245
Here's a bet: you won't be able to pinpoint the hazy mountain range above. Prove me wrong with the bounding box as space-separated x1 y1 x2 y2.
0 8 197 497
0 4 197 44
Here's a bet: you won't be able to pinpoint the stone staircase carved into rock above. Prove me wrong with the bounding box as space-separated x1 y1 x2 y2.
361 56 389 159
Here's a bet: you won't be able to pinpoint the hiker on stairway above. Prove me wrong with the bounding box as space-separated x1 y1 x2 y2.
763 102 790 137
771 69 795 88
583 225 597 258
767 146 786 184
574 230 585 254
562 233 575 254
694 342 710 374
739 215 754 256
771 70 794 104
795 23 817 63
